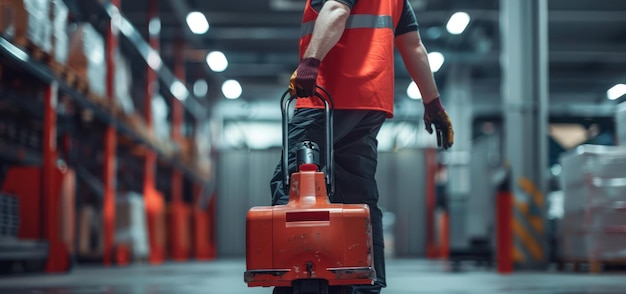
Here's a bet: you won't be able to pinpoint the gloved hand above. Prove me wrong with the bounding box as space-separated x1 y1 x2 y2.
423 97 454 150
289 57 321 97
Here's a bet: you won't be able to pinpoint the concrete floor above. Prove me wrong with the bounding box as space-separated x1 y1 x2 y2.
0 259 625 293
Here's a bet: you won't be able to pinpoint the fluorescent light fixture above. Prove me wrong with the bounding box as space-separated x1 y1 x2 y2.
206 51 228 72
446 12 471 35
407 81 422 100
193 79 209 97
186 12 209 34
607 83 626 100
149 18 161 36
428 51 445 72
222 80 242 99
0 38 28 62
147 50 162 70
118 17 134 37
170 80 189 101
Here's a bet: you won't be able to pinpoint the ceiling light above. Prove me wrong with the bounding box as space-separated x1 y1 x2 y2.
428 52 445 72
446 12 470 35
193 79 209 97
206 51 228 72
186 12 209 34
170 80 189 101
147 49 162 70
607 83 626 100
118 17 134 37
407 81 422 100
149 18 161 36
222 80 242 99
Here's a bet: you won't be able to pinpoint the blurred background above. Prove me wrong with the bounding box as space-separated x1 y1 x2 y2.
0 0 626 293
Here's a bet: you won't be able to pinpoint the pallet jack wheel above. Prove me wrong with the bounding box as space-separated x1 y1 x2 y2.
273 280 330 294
293 279 329 294
273 287 292 294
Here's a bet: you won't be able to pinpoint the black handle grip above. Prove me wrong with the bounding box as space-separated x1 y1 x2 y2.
281 86 334 197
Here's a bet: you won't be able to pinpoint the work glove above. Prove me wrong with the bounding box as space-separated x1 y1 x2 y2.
423 97 454 150
289 57 321 97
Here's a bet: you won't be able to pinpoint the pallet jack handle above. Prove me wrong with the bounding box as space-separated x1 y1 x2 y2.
281 86 335 197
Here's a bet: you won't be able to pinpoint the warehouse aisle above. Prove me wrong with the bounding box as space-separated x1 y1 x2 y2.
1 259 625 293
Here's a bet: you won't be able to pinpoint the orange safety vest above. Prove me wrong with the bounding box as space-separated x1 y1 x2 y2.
296 0 405 118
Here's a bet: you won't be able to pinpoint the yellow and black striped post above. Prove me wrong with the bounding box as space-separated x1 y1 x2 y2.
512 178 545 268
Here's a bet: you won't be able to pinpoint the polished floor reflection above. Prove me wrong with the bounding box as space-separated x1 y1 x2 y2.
0 259 625 293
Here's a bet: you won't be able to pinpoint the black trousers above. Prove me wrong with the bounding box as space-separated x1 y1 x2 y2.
270 108 387 293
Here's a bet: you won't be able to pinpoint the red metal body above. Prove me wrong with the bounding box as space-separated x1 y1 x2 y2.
497 189 513 274
245 165 375 288
2 166 75 272
193 186 217 260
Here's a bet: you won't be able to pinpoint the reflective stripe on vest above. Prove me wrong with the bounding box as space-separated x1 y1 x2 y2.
300 14 394 37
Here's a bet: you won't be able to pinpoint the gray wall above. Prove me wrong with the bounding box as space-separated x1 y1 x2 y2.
216 149 428 258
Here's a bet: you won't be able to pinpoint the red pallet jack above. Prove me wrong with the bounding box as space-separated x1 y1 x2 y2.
245 88 376 293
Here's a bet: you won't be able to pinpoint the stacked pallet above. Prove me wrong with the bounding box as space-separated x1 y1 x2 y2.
558 145 626 272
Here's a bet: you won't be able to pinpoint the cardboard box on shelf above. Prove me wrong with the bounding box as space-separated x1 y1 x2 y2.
0 0 10 34
115 49 134 114
67 23 106 97
1 0 52 53
151 95 170 141
50 0 68 64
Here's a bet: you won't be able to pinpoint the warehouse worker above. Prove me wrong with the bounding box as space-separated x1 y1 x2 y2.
270 0 454 293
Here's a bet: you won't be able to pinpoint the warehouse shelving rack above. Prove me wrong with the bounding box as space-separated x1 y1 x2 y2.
0 0 216 273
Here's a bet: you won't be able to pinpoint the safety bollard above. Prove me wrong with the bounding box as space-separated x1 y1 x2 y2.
496 170 513 274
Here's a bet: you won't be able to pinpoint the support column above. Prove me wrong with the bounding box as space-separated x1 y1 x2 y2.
103 0 120 266
443 65 473 250
500 0 549 269
170 38 190 261
42 82 68 272
144 0 165 265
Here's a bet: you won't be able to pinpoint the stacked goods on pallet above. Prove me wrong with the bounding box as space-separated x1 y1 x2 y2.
150 94 173 155
114 49 134 115
115 192 149 261
194 121 212 179
176 121 212 178
49 0 68 67
559 145 626 264
0 193 19 237
617 102 626 146
67 23 106 97
77 205 103 259
0 0 52 56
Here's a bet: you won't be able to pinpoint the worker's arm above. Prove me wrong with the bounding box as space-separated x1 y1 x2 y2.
302 0 351 60
395 31 439 103
396 30 454 149
291 0 351 97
